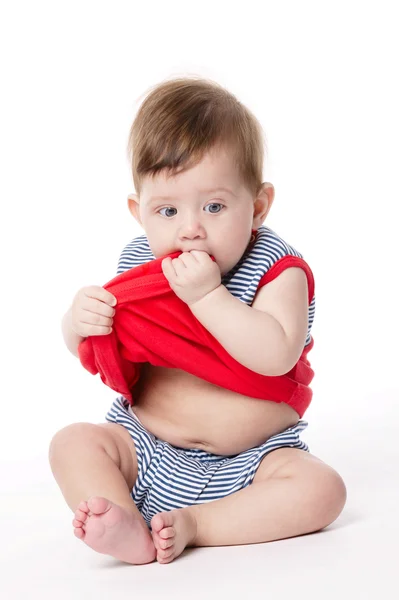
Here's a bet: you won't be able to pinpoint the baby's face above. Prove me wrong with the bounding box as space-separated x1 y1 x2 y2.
130 146 258 276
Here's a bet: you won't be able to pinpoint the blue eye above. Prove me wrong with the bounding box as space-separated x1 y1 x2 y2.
205 203 224 214
158 203 224 217
158 207 177 217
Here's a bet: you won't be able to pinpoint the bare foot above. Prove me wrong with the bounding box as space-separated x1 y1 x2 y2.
151 508 198 564
72 496 156 565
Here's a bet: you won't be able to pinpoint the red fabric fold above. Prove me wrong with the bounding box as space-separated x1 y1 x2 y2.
78 251 315 418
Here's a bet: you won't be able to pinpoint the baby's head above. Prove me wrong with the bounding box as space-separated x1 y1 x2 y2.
127 77 274 276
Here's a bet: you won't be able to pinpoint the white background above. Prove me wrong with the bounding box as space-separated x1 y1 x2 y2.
1 1 397 598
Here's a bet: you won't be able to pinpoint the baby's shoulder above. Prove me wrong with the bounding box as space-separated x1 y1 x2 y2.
116 234 154 275
255 226 304 265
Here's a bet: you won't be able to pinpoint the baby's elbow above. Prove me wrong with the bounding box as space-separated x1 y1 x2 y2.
259 363 292 377
255 359 290 378
259 345 302 377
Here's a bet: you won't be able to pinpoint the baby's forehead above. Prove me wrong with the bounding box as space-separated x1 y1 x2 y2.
144 147 241 185
141 174 245 201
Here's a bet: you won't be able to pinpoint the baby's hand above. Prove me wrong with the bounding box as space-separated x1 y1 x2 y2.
161 251 221 306
71 285 117 337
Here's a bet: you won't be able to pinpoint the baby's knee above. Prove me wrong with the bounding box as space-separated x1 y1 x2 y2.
309 464 347 530
48 422 108 464
326 468 347 519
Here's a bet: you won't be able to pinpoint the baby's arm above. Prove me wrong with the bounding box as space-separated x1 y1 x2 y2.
189 267 309 376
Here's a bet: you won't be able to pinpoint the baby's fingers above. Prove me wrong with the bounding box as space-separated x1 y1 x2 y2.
81 296 116 319
75 308 113 336
83 286 117 308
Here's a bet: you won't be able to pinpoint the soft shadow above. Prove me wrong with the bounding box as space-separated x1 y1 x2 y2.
98 557 157 569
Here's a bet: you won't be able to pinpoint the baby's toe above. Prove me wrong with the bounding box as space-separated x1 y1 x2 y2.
73 526 85 539
159 526 175 539
74 508 88 523
77 500 89 514
159 537 174 550
151 513 165 533
87 496 110 515
158 546 175 563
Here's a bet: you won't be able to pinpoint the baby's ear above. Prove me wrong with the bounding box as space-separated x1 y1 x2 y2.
127 193 141 221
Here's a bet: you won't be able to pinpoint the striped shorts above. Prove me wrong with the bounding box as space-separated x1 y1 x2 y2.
105 396 310 529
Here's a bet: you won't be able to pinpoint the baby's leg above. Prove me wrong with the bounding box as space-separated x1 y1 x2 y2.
151 448 346 563
49 422 156 564
186 449 347 547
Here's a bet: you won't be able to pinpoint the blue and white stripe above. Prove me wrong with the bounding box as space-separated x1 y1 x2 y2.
116 224 315 347
105 396 309 528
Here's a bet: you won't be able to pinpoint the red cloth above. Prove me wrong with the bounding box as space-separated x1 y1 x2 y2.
78 251 315 418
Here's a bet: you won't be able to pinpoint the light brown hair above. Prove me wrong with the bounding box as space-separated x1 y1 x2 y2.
127 76 266 198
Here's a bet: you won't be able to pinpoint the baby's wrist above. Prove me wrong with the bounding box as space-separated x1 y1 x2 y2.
189 284 224 310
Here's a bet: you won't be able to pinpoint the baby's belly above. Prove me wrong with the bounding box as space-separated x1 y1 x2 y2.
130 364 300 456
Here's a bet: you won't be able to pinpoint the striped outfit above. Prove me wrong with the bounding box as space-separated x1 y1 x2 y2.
105 225 315 527
106 396 309 528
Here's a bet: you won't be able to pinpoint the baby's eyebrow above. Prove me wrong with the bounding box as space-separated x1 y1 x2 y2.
148 187 237 203
201 187 237 196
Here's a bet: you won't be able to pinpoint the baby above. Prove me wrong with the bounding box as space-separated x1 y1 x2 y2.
49 77 347 565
